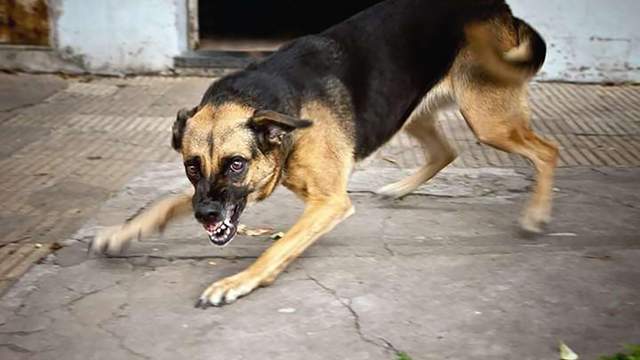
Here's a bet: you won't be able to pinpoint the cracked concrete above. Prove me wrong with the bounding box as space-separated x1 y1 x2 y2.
1 259 390 360
1 75 640 359
1 163 639 359
306 273 394 355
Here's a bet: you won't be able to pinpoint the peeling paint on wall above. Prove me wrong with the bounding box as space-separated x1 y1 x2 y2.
0 0 50 46
510 0 640 82
54 0 187 74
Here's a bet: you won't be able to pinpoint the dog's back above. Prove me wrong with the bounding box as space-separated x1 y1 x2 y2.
198 0 555 236
249 0 543 158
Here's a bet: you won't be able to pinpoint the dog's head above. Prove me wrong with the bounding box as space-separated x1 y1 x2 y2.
172 102 312 246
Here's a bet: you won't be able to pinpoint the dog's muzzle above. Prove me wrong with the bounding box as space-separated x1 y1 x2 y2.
196 202 244 246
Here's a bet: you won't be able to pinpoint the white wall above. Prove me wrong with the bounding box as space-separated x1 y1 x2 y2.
55 0 188 74
510 0 640 82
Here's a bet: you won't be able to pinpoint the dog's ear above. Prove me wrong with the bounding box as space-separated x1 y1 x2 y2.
172 106 198 151
249 109 313 146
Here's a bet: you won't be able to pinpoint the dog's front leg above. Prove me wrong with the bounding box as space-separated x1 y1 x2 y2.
196 195 354 307
90 190 194 255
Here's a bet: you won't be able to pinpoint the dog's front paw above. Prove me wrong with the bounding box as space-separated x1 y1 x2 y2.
89 225 132 255
520 205 552 234
195 271 261 308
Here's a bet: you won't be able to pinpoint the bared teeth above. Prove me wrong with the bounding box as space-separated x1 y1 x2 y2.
204 219 236 246
215 224 227 235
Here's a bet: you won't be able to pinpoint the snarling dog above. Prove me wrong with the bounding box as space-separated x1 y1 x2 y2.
91 0 558 307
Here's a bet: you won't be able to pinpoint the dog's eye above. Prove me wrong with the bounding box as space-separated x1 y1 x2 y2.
229 158 246 173
185 163 200 179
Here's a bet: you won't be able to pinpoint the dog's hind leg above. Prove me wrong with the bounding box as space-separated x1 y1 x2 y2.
377 110 456 198
456 81 558 233
90 190 194 255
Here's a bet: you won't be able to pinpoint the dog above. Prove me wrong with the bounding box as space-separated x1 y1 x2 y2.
90 0 558 307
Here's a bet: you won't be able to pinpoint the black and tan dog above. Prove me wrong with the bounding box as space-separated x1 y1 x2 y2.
91 0 558 307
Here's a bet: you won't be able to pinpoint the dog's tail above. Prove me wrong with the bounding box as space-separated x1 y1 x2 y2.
465 17 546 84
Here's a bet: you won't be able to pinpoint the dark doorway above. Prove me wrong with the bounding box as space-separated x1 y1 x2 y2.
197 0 382 51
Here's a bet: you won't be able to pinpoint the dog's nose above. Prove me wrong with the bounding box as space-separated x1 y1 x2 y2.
194 202 223 223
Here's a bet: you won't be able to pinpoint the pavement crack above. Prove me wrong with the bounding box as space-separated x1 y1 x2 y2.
381 213 396 257
0 329 46 336
383 242 396 256
563 186 638 209
15 283 120 319
0 101 40 114
0 343 33 353
590 167 611 176
305 272 395 355
106 254 259 261
91 286 149 360
65 287 108 307
378 336 402 354
97 321 151 360
348 190 465 199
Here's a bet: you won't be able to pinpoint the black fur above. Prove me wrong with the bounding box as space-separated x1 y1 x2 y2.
192 167 249 225
249 109 313 148
513 17 547 74
172 107 199 151
199 0 513 159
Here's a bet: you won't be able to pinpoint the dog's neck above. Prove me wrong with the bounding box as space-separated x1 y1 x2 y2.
276 134 296 183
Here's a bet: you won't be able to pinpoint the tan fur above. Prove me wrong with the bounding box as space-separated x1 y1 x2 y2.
182 103 285 204
183 104 255 177
453 76 558 232
464 18 540 84
245 102 355 281
377 80 457 198
379 34 558 232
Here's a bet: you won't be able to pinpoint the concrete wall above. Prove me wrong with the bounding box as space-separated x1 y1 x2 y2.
55 0 188 74
510 0 640 82
0 0 188 74
0 0 638 81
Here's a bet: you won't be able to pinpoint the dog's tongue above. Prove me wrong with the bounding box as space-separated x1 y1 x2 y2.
204 222 222 234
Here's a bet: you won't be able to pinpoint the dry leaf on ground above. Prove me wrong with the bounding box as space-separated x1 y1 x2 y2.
560 341 579 360
237 224 274 237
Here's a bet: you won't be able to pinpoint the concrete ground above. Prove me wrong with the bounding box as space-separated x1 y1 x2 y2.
0 73 639 359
